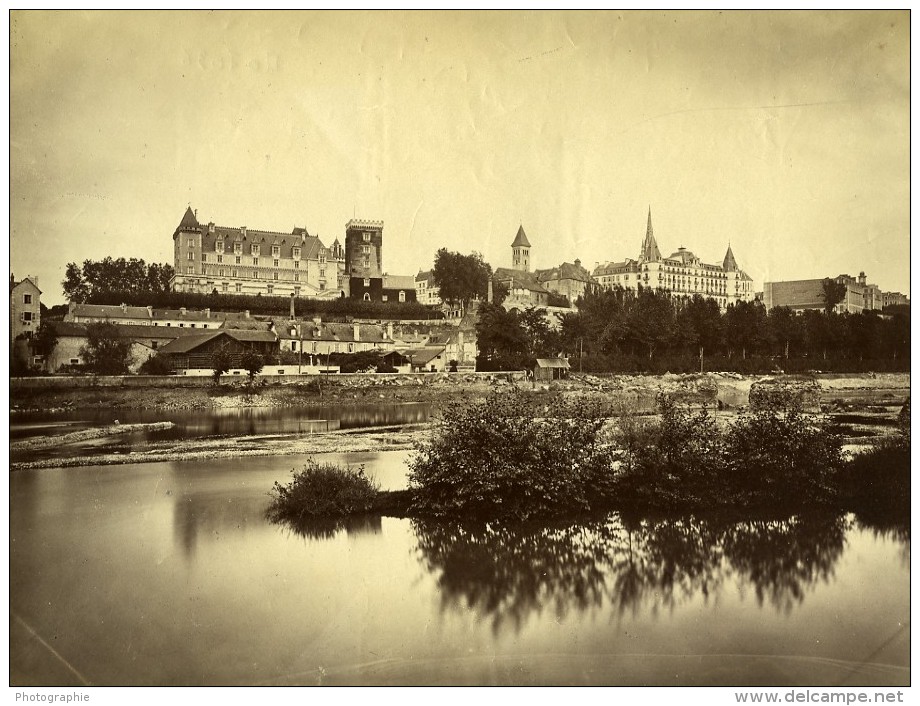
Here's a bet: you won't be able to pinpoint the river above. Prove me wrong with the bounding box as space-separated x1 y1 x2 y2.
10 451 909 686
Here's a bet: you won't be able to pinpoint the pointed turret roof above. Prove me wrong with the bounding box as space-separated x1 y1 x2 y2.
177 206 199 231
723 243 739 271
639 208 661 261
511 225 531 248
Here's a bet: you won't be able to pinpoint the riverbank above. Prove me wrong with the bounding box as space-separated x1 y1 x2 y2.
9 371 909 414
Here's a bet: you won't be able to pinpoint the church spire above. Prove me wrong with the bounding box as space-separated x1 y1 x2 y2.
723 243 739 271
639 207 661 262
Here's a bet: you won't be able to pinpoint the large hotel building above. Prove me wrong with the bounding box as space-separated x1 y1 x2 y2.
592 210 755 309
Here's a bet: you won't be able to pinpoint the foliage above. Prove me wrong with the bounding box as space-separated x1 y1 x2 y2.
613 395 726 506
408 389 616 521
138 352 174 375
63 257 174 302
78 322 133 374
80 288 442 321
612 394 845 509
723 397 845 506
267 460 380 522
239 351 264 380
821 278 848 314
31 321 59 357
475 302 530 370
432 249 493 308
562 286 908 372
211 349 232 383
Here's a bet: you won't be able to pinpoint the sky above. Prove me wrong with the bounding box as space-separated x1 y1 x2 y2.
9 10 911 305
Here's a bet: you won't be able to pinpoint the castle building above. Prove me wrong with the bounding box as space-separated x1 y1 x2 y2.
592 210 755 309
169 207 346 299
343 218 417 304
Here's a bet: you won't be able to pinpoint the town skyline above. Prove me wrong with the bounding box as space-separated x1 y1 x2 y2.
11 11 910 305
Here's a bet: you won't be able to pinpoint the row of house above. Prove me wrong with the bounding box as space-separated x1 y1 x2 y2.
33 301 482 375
762 272 909 314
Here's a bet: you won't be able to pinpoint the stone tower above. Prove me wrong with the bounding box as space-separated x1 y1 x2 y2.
344 219 384 278
511 225 531 272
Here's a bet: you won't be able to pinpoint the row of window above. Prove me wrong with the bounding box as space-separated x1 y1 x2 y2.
187 238 327 263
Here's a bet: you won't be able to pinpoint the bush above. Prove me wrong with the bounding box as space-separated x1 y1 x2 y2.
267 460 380 522
407 389 616 521
613 395 725 507
138 353 174 375
724 398 845 507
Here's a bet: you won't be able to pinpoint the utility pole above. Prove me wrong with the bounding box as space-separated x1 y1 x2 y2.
298 322 303 375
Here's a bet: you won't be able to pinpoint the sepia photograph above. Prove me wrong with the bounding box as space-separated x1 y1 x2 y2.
9 10 910 694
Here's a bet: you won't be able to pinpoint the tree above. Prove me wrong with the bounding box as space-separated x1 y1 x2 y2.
240 351 265 381
821 278 848 315
211 349 232 383
138 352 174 375
432 249 493 309
31 321 59 359
79 322 133 374
475 302 529 369
724 301 767 359
61 257 174 302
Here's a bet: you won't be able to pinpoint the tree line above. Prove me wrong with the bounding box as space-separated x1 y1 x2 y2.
476 286 909 374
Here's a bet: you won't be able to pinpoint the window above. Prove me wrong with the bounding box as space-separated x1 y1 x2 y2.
21 312 33 322
190 324 196 328
236 283 242 292
272 246 280 257
294 273 300 282
253 258 259 267
231 269 237 277
201 253 207 262
348 343 354 353
294 260 300 269
363 232 371 242
217 255 223 264
23 294 31 304
235 256 241 265
294 287 300 296
362 245 370 255
253 270 259 279
382 295 388 302
319 269 325 278
188 238 194 248
218 269 224 277
319 282 325 290
273 272 279 281
251 244 260 256
187 266 193 274
363 278 370 287
292 247 301 259
273 259 279 267
187 251 194 261
216 240 223 253
70 358 80 365
319 254 326 264
363 258 370 269
363 293 371 301
234 243 242 255
222 283 228 293
399 291 406 302
267 284 274 294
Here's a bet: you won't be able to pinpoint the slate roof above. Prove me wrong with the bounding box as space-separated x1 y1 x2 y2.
174 207 328 260
49 321 200 340
511 225 531 248
69 303 152 320
382 275 416 290
493 268 551 294
536 262 597 285
273 320 392 344
159 329 276 354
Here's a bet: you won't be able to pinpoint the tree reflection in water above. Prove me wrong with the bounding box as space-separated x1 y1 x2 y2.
412 512 855 635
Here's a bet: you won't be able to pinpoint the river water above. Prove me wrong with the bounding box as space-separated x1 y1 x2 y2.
10 451 909 686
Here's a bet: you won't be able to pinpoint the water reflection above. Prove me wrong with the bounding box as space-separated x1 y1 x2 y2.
269 514 383 541
412 512 854 635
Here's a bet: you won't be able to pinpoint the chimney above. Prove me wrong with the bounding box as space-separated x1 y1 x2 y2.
245 310 250 319
386 321 394 340
574 259 581 270
205 308 210 318
353 323 360 341
289 293 295 320
180 307 187 315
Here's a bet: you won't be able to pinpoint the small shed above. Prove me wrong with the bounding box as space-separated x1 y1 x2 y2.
534 357 570 382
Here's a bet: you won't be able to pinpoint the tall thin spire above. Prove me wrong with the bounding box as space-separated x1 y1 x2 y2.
639 207 661 262
723 243 739 272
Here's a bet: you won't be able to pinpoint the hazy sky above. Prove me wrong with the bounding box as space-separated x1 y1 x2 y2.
10 10 910 305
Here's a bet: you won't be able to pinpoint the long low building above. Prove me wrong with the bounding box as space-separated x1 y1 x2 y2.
763 272 908 313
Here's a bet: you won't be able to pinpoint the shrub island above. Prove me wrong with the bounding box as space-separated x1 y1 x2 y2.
267 389 909 525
